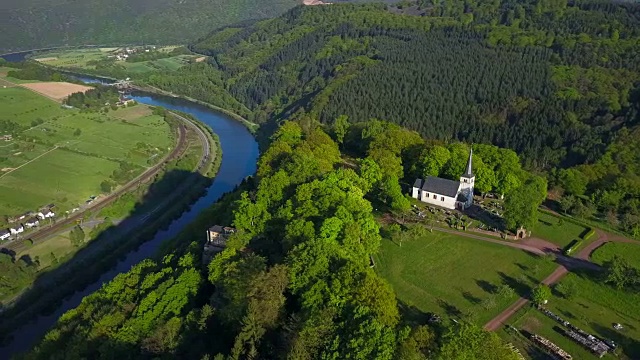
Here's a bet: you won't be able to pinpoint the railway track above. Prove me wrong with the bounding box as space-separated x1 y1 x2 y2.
2 120 189 254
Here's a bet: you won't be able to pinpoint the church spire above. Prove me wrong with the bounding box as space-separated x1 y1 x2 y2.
463 147 473 177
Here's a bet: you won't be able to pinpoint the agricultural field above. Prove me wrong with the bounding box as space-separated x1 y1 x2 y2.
374 226 558 325
33 47 200 75
592 242 640 268
531 211 589 248
500 272 640 360
0 83 173 224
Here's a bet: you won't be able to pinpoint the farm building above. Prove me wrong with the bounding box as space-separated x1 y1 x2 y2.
411 148 475 210
0 229 10 241
9 225 24 235
37 209 55 219
24 218 40 228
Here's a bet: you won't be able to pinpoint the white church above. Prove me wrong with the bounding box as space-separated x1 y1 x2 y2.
411 148 475 210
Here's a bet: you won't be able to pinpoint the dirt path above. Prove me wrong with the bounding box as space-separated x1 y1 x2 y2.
0 146 58 179
483 229 639 331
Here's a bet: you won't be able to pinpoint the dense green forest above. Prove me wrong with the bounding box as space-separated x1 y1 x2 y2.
141 1 640 238
26 120 538 359
0 0 296 52
0 0 384 52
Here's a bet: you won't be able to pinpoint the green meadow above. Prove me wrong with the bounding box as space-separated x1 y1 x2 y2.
501 271 640 360
592 242 640 268
374 227 558 325
0 86 173 220
34 47 197 74
532 211 589 248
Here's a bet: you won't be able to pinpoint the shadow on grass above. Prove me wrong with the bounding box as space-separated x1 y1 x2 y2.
437 299 462 319
462 291 482 305
0 169 211 355
475 279 497 294
498 271 530 297
398 301 429 326
591 322 640 359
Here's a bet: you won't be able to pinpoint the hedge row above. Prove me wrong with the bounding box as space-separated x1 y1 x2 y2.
581 228 596 240
563 239 583 255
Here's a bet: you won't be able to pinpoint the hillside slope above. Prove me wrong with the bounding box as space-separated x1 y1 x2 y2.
0 0 301 52
141 1 640 237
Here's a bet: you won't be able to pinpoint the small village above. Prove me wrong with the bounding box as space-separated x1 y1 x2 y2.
0 204 56 242
107 46 157 61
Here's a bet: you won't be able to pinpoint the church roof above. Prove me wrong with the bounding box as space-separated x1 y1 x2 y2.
462 147 473 178
413 178 423 188
421 176 460 198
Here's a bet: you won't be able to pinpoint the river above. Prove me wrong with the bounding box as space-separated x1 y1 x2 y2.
0 58 260 357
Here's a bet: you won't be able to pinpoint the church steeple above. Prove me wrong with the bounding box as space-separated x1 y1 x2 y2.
463 147 473 178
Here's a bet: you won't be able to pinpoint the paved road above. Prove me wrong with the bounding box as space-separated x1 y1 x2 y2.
483 229 639 331
1 117 188 254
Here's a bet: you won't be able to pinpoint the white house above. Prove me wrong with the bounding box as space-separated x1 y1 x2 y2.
0 229 10 241
37 210 55 219
412 148 475 210
206 225 236 248
24 217 39 228
9 225 24 235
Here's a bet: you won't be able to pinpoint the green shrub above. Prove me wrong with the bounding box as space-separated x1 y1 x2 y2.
581 228 596 240
563 239 583 255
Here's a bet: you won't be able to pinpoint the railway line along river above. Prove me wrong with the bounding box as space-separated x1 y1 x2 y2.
0 60 260 358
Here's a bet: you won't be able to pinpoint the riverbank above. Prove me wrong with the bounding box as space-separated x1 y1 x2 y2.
0 108 220 335
0 87 259 356
138 84 258 133
4 50 259 135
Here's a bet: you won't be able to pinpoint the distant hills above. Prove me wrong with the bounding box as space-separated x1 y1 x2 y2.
0 0 300 52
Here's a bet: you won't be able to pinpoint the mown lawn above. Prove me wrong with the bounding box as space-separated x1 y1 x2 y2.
591 242 640 268
500 272 640 360
532 211 588 248
374 227 558 325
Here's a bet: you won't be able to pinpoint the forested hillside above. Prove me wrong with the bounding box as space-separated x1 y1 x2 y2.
145 0 640 237
26 120 532 359
1 0 294 52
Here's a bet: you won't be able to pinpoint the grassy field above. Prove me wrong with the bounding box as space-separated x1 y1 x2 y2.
532 211 588 248
374 226 558 325
0 84 173 223
500 272 640 360
17 231 74 269
1 86 67 126
592 242 640 268
34 47 198 74
0 148 121 214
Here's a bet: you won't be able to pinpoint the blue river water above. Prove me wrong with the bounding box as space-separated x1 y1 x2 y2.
0 59 259 357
